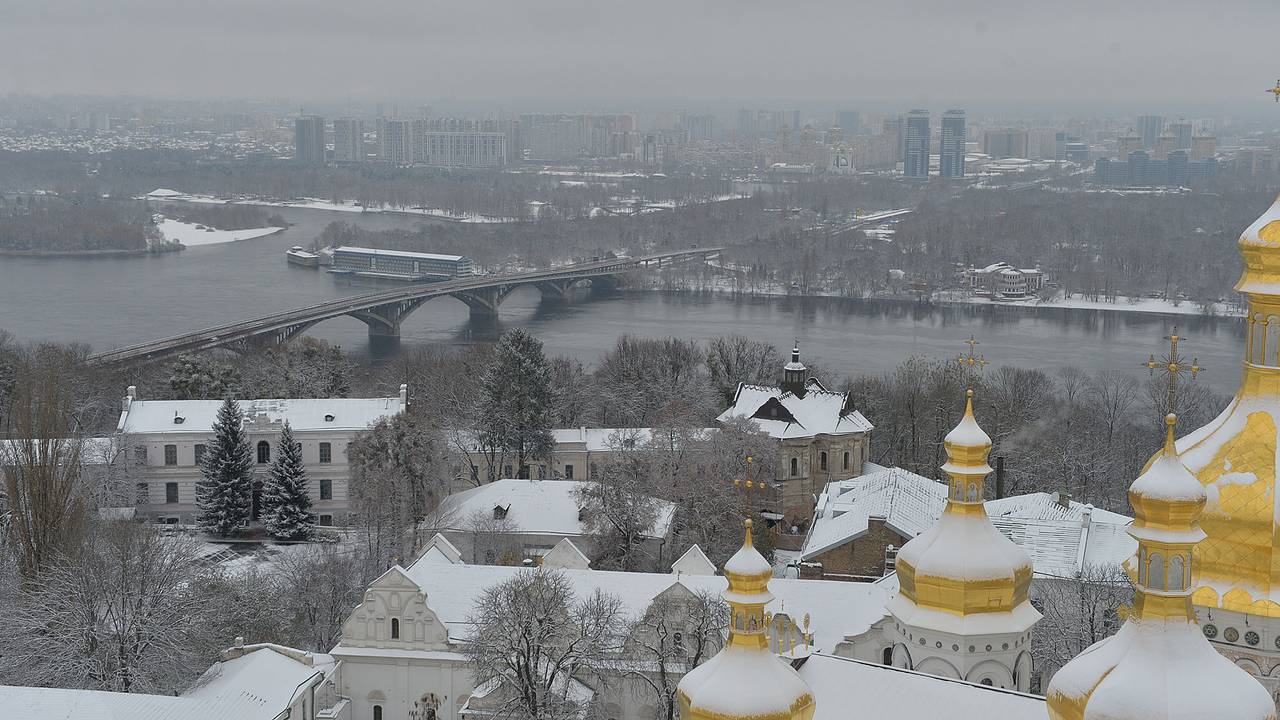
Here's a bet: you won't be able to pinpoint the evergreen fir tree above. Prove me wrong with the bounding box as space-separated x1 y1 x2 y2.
262 422 316 540
476 328 555 478
196 398 253 537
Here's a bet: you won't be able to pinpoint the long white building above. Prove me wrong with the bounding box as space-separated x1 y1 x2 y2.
117 384 407 525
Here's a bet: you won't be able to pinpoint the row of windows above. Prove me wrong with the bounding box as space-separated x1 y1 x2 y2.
137 478 334 503
796 448 860 477
153 442 333 466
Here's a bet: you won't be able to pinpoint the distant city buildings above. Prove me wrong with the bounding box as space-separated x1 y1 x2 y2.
904 110 930 179
1169 121 1193 149
1136 114 1165 148
983 129 1029 159
376 118 412 164
293 114 325 165
333 118 363 163
939 109 966 178
1191 135 1218 161
1094 150 1218 186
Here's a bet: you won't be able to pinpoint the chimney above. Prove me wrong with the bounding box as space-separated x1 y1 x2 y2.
122 385 137 413
1057 489 1072 508
399 383 408 409
1081 503 1094 528
994 456 1005 499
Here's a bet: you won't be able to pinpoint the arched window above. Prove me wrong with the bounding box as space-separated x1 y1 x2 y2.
843 451 850 470
980 679 994 687
1138 549 1148 586
882 647 893 665
374 706 383 720
1170 555 1186 591
790 458 799 476
1149 553 1166 591
391 618 400 639
819 452 828 471
967 483 978 502
257 440 270 464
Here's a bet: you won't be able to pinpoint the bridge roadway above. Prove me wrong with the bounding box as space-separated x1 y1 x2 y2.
89 247 722 366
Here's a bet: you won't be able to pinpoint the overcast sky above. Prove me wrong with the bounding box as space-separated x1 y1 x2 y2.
2 0 1278 114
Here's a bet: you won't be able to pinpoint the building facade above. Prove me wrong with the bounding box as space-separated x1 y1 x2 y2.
117 385 407 525
939 110 966 179
294 114 325 165
982 129 1029 159
334 118 364 163
904 110 930 179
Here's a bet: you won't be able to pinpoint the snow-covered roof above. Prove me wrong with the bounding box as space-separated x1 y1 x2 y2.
396 556 890 652
550 427 657 452
797 653 1045 720
118 396 405 434
0 644 330 720
671 544 717 576
542 538 592 569
416 533 465 565
718 380 873 440
334 245 466 262
437 479 675 541
801 467 1135 578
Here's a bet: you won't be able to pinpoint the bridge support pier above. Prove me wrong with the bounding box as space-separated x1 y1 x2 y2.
454 285 515 323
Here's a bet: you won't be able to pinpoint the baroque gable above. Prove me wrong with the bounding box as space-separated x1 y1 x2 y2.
341 566 451 649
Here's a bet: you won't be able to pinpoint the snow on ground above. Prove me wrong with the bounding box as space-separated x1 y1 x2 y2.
144 190 518 223
158 217 283 247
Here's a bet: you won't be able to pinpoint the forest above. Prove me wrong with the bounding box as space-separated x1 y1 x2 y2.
0 193 159 253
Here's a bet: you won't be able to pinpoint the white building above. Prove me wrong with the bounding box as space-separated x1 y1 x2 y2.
964 262 1045 299
432 478 675 565
117 385 407 525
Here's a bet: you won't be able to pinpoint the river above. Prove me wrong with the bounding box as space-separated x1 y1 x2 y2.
0 203 1246 395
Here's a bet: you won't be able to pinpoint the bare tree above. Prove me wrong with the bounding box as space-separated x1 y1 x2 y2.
619 588 727 720
464 508 521 565
275 544 369 652
0 520 207 693
574 430 662 572
1031 564 1132 692
465 568 622 720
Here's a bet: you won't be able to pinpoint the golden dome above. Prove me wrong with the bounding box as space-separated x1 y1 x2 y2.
1048 415 1276 720
889 391 1038 627
677 521 815 720
1170 193 1280 617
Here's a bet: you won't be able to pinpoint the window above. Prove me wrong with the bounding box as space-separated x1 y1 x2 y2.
503 464 513 478
980 679 994 687
390 618 400 639
564 464 574 479
319 442 332 463
134 445 148 464
843 451 850 470
790 458 799 477
320 478 333 500
163 444 178 466
819 452 827 471
589 462 598 479
319 514 333 526
374 706 383 720
1149 553 1166 591
882 647 893 665
257 440 271 464
165 482 178 504
194 444 206 465
136 482 149 504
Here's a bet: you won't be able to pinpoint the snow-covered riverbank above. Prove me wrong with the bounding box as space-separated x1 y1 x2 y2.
144 189 517 224
157 217 284 247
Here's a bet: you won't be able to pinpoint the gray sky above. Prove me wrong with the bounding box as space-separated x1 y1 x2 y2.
2 0 1278 113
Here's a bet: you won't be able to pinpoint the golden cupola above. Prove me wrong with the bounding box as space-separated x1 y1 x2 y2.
1172 193 1280 616
677 520 815 720
887 390 1039 634
1047 414 1276 720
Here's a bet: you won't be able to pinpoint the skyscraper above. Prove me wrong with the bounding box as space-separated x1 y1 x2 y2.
377 118 412 164
904 110 930 179
293 115 325 165
881 116 904 162
939 109 966 178
333 118 364 163
1136 114 1165 148
1169 121 1194 150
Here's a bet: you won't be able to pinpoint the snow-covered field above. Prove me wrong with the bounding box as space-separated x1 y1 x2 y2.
145 189 517 224
157 217 283 247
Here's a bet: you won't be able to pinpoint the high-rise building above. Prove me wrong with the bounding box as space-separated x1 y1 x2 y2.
939 110 965 178
376 118 412 164
881 117 904 162
983 129 1029 159
333 118 364 163
1169 121 1194 150
904 110 931 179
1191 134 1217 161
1153 133 1179 160
293 115 325 165
1136 114 1165 148
1116 131 1144 159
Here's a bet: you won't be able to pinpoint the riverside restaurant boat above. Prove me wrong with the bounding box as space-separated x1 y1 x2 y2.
285 246 320 268
326 246 475 282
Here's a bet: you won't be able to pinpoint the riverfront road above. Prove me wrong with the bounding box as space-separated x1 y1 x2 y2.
88 247 722 366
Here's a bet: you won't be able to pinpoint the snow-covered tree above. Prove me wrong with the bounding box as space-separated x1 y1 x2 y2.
574 429 662 572
195 398 253 537
619 588 727 720
261 423 316 540
475 329 555 479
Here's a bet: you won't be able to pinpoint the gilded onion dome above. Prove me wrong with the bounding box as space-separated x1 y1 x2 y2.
677 520 815 720
887 390 1039 633
1170 193 1280 615
1048 415 1276 720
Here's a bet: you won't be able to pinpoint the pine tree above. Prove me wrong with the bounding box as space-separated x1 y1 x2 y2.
261 423 316 540
475 328 555 479
196 398 253 537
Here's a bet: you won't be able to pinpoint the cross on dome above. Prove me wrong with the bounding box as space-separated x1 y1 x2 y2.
1144 325 1203 415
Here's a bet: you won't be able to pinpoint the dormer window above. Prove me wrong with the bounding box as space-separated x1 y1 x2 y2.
173 413 185 425
493 505 508 520
324 414 335 422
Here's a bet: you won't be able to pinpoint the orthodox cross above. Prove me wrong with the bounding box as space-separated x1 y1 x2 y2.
1144 325 1202 414
956 334 989 387
732 455 765 521
1269 79 1280 102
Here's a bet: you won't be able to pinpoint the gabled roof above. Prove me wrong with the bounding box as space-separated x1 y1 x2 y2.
437 479 675 541
670 544 717 576
797 653 1045 720
416 533 465 565
396 556 890 652
542 538 592 570
800 467 1135 578
718 380 873 440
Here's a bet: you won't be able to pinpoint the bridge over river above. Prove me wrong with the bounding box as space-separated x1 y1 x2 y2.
89 247 722 366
